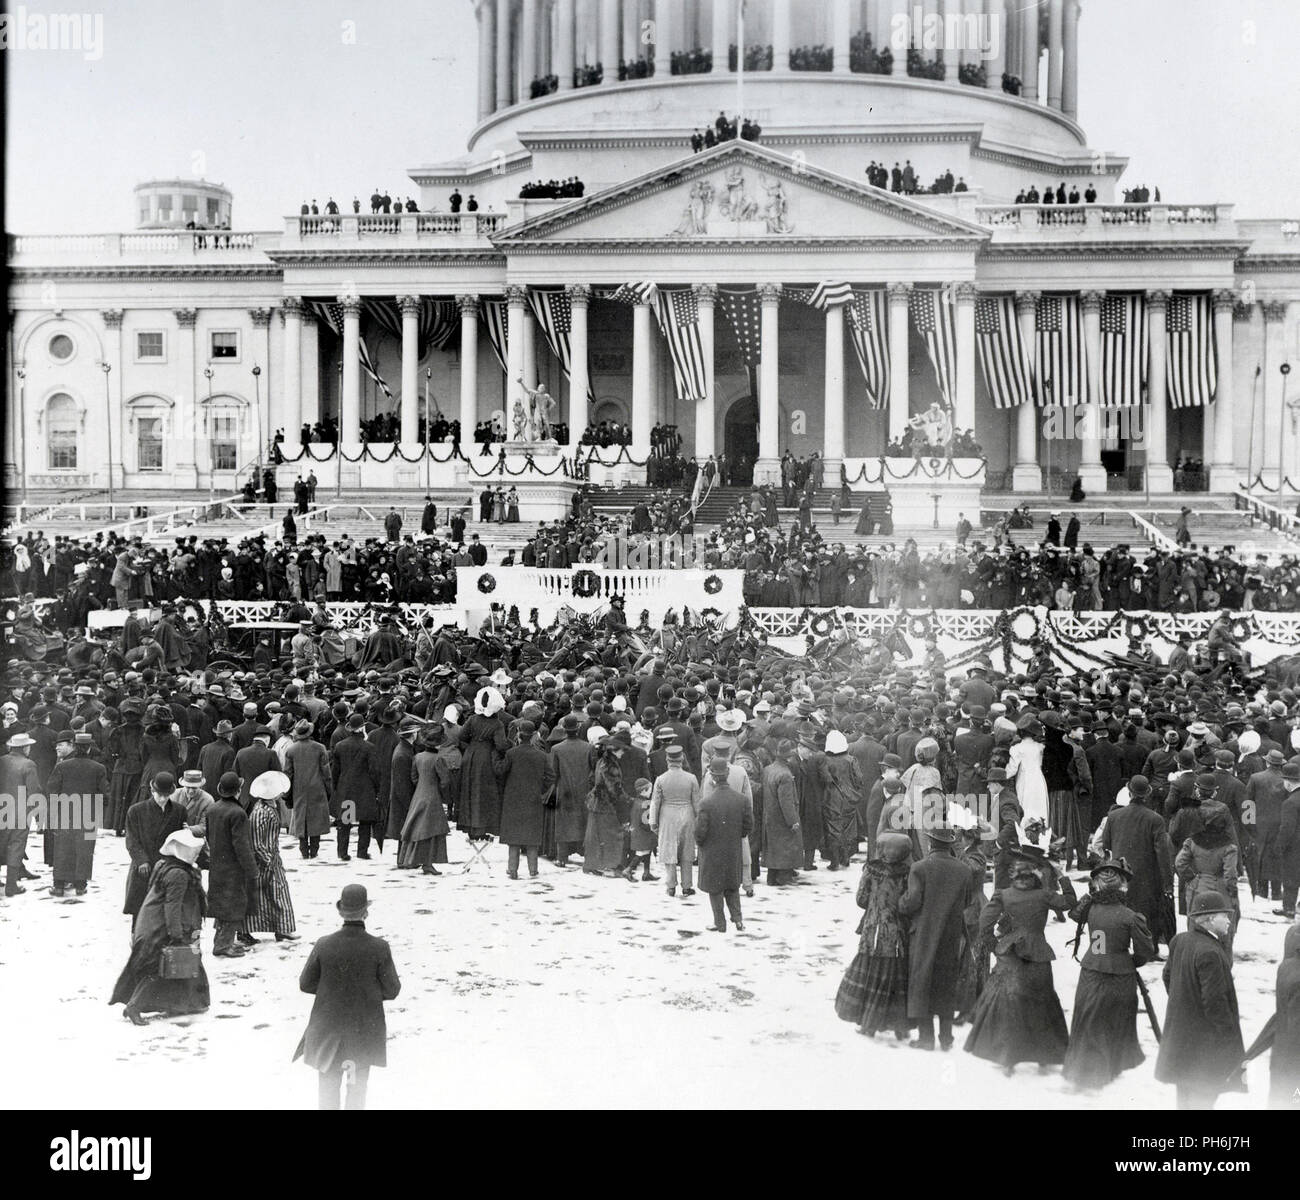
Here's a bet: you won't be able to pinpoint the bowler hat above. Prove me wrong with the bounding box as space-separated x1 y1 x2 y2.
1188 892 1233 917
337 884 370 920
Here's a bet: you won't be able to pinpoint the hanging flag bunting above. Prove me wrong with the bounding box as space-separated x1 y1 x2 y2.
653 288 709 402
910 288 957 410
1099 293 1148 408
975 294 1034 410
1034 294 1087 407
1166 293 1217 408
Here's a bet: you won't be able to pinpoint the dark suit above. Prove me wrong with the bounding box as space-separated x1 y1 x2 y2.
122 797 185 920
899 847 975 1043
695 781 753 930
204 797 257 953
331 732 381 859
295 922 401 1109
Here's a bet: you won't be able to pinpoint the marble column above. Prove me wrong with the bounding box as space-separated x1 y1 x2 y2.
1046 0 1063 108
1208 289 1237 490
623 0 640 66
103 309 125 490
457 296 480 448
282 298 303 448
522 303 538 392
567 285 591 448
1078 290 1106 493
1013 290 1041 491
1263 300 1290 487
752 283 782 482
653 0 673 76
631 299 654 451
694 284 717 458
398 295 420 444
1062 0 1079 118
505 286 528 438
832 0 851 73
712 0 731 70
521 0 539 93
495 0 513 108
1020 0 1038 101
340 296 362 443
174 309 198 481
941 0 959 80
4 316 18 491
478 0 497 118
557 0 576 88
887 283 911 440
772 0 790 69
986 0 1006 87
823 300 846 478
1143 290 1172 493
954 283 977 432
601 0 621 77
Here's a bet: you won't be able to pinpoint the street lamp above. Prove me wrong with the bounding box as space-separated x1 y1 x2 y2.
1281 362 1293 489
14 367 26 510
100 361 115 514
424 366 433 492
252 364 263 502
203 367 215 502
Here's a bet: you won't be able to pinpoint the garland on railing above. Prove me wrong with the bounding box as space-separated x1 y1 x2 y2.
1248 472 1300 493
840 456 988 485
462 452 572 478
274 441 466 464
577 445 654 468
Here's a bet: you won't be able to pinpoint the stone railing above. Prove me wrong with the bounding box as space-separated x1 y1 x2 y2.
975 203 1234 234
8 230 279 260
284 213 505 242
1235 486 1300 544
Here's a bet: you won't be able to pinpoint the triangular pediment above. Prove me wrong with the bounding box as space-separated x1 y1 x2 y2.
493 140 989 246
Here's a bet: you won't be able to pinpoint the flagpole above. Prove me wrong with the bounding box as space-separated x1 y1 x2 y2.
736 1 744 125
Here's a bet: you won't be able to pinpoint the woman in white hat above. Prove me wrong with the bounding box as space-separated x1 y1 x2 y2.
109 829 209 1025
457 687 509 842
246 771 297 943
821 729 862 872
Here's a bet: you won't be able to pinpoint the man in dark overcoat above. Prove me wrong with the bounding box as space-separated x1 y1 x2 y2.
549 713 594 866
331 713 381 861
205 771 258 957
295 884 401 1110
1101 774 1174 949
499 720 555 878
0 731 43 896
366 704 403 852
1246 749 1289 903
1276 763 1300 917
952 707 993 801
898 826 975 1050
44 732 109 895
1155 891 1245 1109
234 727 279 811
123 771 186 923
695 756 753 933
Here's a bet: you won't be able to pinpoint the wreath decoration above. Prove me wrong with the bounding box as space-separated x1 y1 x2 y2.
701 607 723 623
571 569 601 598
477 573 497 595
1123 615 1150 642
908 612 934 640
809 611 834 637
1229 616 1253 642
703 573 724 596
1009 608 1042 645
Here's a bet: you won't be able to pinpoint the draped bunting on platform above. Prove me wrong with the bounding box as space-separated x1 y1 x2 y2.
910 288 957 410
788 283 889 410
360 298 459 359
306 299 391 398
1035 294 1087 407
1166 293 1218 408
1099 293 1148 408
717 285 763 400
482 298 509 376
975 294 1034 410
653 288 709 402
528 288 596 404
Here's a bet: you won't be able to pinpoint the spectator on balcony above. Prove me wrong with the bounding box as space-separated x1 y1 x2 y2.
326 198 339 215
449 189 462 213
1025 185 1040 203
352 197 361 212
405 198 418 212
703 126 717 148
1068 187 1080 204
902 161 917 193
955 178 968 192
1041 184 1055 205
1085 184 1097 203
1055 182 1067 204
467 196 478 212
891 163 903 192
691 130 704 153
300 201 310 216
370 189 382 214
309 200 319 215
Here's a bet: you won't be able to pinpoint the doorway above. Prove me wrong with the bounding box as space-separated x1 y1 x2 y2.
723 395 758 486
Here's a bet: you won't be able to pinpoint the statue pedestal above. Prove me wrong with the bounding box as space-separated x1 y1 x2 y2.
463 442 577 521
883 457 985 531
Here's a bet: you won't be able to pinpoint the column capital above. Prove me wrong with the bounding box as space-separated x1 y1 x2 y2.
1014 290 1041 315
1262 300 1289 323
1079 290 1104 314
953 282 978 303
693 283 718 306
282 296 304 317
172 308 196 328
565 283 592 308
1211 289 1237 314
1232 300 1255 323
456 294 480 318
504 284 529 306
102 309 125 328
338 295 363 317
1145 289 1170 309
249 307 273 328
757 283 783 304
397 294 422 316
887 282 913 303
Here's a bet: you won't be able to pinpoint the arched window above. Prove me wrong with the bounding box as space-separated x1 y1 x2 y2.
46 393 78 469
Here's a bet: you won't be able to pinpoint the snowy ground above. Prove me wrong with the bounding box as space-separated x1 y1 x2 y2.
0 831 1291 1110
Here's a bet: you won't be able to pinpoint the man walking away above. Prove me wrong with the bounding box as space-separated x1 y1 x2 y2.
695 755 753 933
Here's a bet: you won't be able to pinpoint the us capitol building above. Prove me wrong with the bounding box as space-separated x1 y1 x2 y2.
6 0 1299 508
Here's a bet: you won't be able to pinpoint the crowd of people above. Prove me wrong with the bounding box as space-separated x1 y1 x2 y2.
1 560 1298 1108
518 177 586 200
689 112 763 152
865 161 969 195
1014 182 1100 205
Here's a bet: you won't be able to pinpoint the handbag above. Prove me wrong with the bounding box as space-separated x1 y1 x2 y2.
158 941 202 980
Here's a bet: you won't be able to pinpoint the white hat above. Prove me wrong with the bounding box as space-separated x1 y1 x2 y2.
586 725 609 745
489 668 513 689
443 704 461 726
716 708 745 733
250 770 291 801
824 729 848 755
160 828 205 866
610 695 628 712
474 687 505 717
753 699 772 714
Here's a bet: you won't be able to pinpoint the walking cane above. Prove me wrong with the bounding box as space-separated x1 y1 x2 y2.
340 1059 357 1108
1135 973 1162 1043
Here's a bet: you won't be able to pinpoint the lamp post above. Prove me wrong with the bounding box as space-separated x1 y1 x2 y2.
100 361 115 514
14 367 26 510
203 367 215 502
252 364 263 502
424 366 432 492
1281 362 1293 489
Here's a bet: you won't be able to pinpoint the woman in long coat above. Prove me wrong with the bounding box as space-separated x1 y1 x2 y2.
953 812 991 1023
819 731 861 871
1004 720 1050 827
285 721 332 858
1062 858 1155 1090
106 702 145 835
964 850 1076 1074
399 726 451 873
1174 808 1239 929
245 772 296 940
584 734 628 875
835 832 912 1038
499 720 554 878
135 706 185 804
385 724 418 846
110 829 209 1024
458 687 509 839
761 743 803 884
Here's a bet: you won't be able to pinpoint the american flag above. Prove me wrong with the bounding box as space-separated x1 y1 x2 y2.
718 286 763 367
529 289 595 404
307 300 392 397
846 290 890 409
1035 294 1087 407
607 281 657 306
481 298 509 376
654 288 708 402
809 281 855 310
975 295 1033 409
1166 294 1217 408
910 288 956 410
1099 294 1147 408
361 297 458 358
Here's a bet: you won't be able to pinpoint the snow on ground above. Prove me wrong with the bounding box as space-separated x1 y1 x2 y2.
0 831 1291 1109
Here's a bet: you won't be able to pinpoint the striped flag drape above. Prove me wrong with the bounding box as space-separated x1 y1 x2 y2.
910 288 957 410
306 299 392 398
975 294 1034 409
361 298 459 359
528 289 595 403
481 298 509 376
1099 294 1147 408
810 280 855 310
1035 294 1088 407
607 281 657 306
845 290 890 410
718 286 763 400
1166 294 1217 408
654 288 709 402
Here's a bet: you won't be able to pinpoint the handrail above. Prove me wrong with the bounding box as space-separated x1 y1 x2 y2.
1129 512 1181 552
1234 485 1300 544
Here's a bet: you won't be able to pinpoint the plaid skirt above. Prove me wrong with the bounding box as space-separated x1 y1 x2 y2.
835 951 909 1035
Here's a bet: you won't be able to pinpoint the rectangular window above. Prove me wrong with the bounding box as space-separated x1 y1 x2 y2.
211 414 238 471
157 206 171 222
182 195 197 214
210 330 238 359
139 204 151 224
207 199 220 224
48 429 77 469
137 418 163 471
135 331 165 360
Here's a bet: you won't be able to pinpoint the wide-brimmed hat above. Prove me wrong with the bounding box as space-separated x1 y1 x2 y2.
337 884 370 920
292 719 313 739
250 770 291 801
5 731 34 748
1090 855 1132 879
180 769 205 787
475 686 505 717
716 709 744 733
160 829 204 866
927 826 958 844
